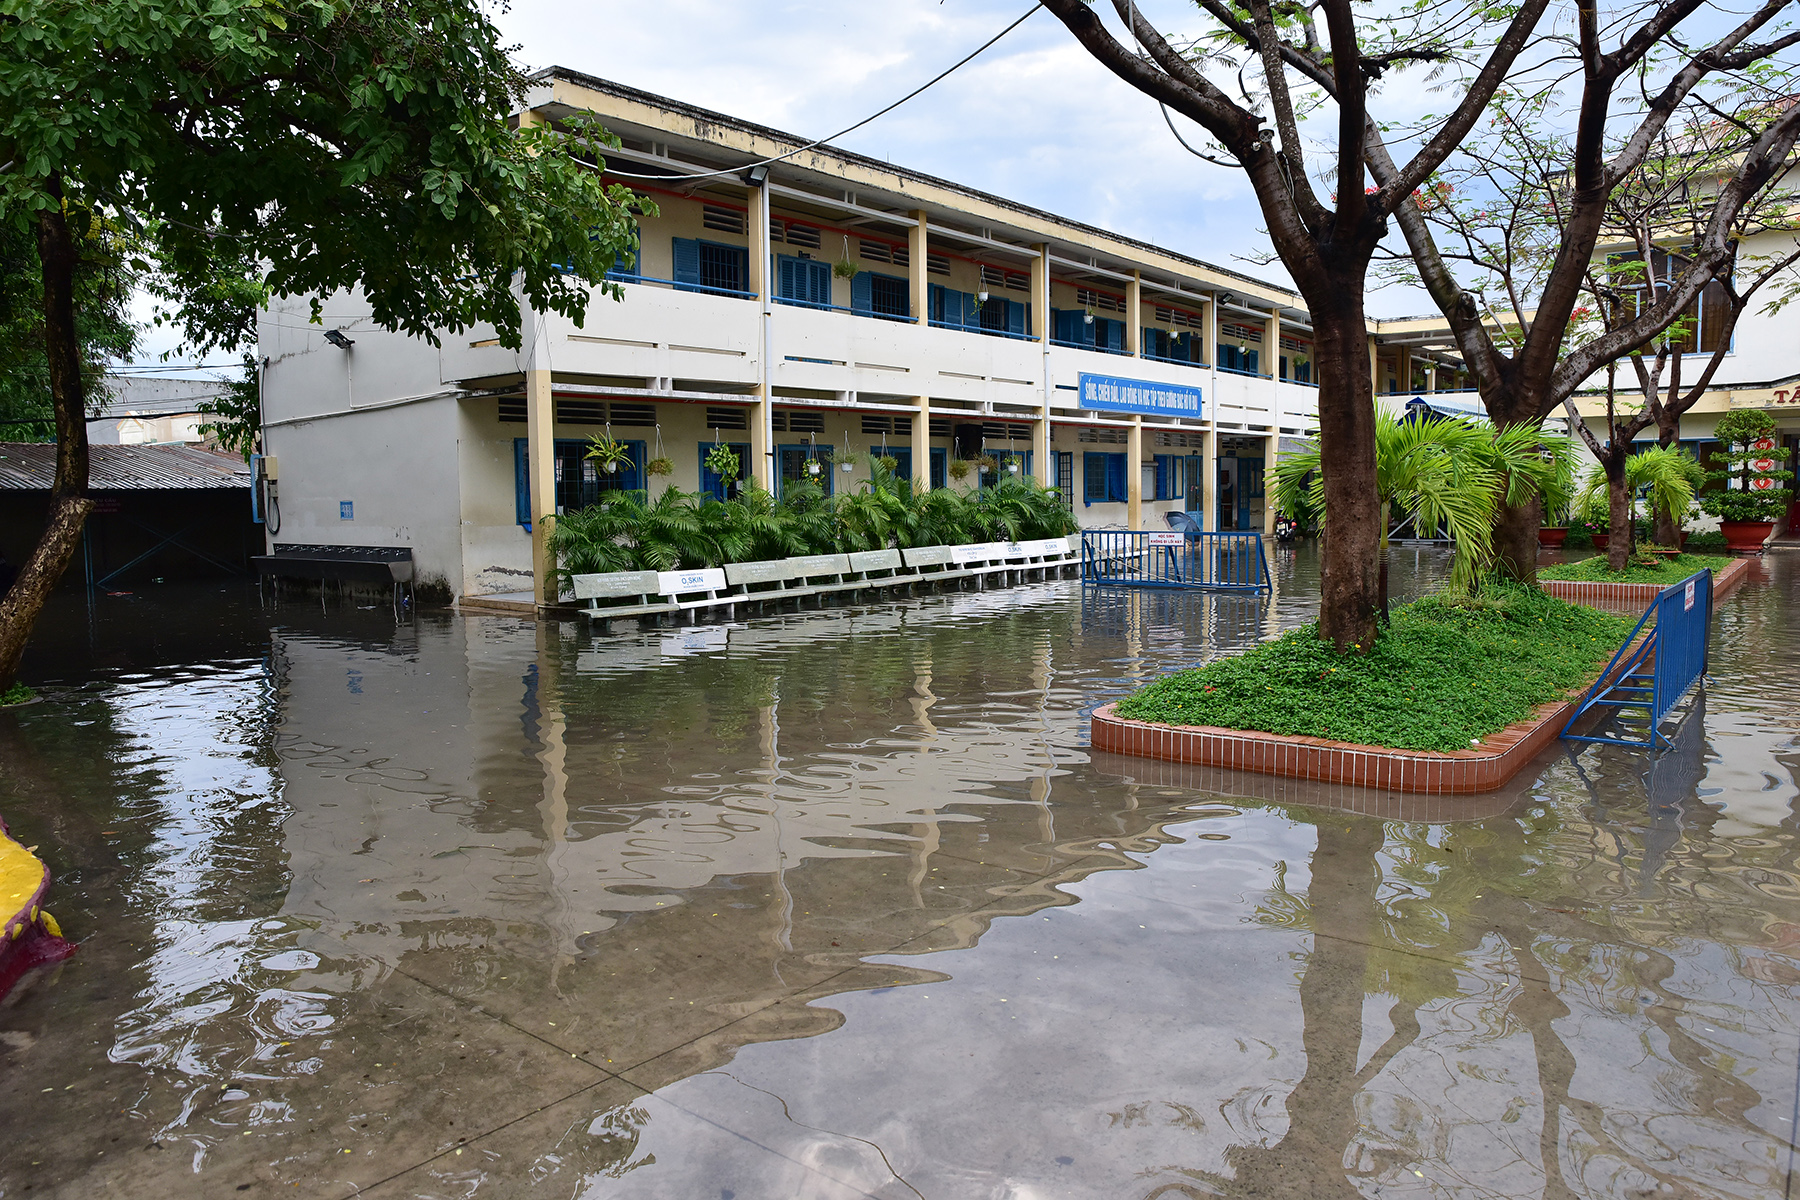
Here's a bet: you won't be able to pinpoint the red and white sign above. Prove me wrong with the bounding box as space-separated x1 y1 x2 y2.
1753 437 1778 452
1753 458 1778 473
1752 476 1777 490
1685 579 1696 611
1146 531 1184 546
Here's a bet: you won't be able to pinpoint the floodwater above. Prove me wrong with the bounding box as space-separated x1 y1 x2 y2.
1 546 1797 1200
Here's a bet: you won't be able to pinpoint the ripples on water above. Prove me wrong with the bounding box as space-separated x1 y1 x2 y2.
0 546 1795 1199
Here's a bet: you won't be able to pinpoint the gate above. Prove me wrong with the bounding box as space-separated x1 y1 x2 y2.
1562 569 1712 749
1081 530 1272 591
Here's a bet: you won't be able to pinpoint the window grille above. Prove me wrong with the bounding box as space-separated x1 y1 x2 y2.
779 408 825 434
860 240 892 264
608 403 656 427
784 222 822 249
926 252 950 276
1077 426 1128 444
706 406 748 431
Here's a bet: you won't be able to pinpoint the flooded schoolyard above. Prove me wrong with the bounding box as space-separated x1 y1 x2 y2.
1 545 1796 1199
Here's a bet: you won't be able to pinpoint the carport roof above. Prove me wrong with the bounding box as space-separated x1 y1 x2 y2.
0 442 251 490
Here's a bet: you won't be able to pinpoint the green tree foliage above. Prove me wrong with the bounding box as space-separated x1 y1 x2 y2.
195 354 263 461
0 218 135 441
0 0 645 690
1273 415 1571 593
1575 445 1699 547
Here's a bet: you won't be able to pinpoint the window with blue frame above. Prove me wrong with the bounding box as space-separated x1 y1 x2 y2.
778 255 832 308
1153 455 1186 501
776 444 833 497
515 438 645 525
698 442 751 500
930 285 1024 334
1054 309 1094 347
930 446 947 490
1083 451 1127 505
672 237 748 295
1218 344 1260 374
853 271 910 318
872 446 912 487
1145 328 1202 363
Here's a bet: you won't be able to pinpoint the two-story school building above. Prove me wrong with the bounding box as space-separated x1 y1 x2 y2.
257 68 1478 605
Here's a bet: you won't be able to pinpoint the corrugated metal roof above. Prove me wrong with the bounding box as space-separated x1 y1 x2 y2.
0 442 252 491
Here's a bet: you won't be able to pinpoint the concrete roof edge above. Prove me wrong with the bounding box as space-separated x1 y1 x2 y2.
530 66 1302 306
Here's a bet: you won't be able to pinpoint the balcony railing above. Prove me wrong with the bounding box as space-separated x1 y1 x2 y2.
1141 350 1207 370
605 271 755 300
929 318 1036 342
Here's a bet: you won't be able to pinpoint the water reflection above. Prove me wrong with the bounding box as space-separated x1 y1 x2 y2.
0 547 1795 1199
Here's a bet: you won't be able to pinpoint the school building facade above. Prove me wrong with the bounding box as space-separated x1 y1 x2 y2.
257 68 1476 604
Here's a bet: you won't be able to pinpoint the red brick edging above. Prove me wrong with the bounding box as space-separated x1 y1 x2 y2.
1091 635 1650 795
1541 555 1751 612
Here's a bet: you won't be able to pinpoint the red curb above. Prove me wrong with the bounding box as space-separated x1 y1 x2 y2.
1092 633 1651 796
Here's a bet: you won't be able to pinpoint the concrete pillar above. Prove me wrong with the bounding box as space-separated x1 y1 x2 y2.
1128 415 1144 529
1398 346 1412 395
1033 243 1053 487
1265 311 1280 379
1203 429 1219 532
1367 334 1381 398
909 210 929 325
1127 271 1143 357
751 182 774 490
1424 359 1437 393
1263 436 1278 537
1202 294 1218 366
913 394 931 492
526 366 556 606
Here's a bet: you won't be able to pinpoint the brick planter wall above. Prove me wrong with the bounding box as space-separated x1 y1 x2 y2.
1541 556 1751 614
1091 634 1649 796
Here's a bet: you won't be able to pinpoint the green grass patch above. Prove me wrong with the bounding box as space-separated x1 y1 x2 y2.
1114 584 1635 752
1538 552 1731 584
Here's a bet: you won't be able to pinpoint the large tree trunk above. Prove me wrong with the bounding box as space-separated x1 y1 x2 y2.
1492 492 1541 586
1605 451 1631 572
0 185 92 694
1310 297 1382 651
1653 412 1682 548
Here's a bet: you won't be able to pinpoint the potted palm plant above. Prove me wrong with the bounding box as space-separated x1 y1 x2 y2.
1700 409 1793 554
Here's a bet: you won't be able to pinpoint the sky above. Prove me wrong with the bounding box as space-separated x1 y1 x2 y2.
127 0 1441 371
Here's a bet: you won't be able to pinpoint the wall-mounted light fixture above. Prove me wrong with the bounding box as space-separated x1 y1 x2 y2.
323 329 355 350
741 164 769 188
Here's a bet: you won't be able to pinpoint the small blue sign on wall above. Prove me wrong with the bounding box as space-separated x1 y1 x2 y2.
1078 373 1204 419
339 501 354 521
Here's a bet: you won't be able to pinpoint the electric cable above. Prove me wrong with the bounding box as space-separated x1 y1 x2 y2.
596 4 1045 181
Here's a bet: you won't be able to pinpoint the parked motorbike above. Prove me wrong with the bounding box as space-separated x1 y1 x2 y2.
1273 515 1298 543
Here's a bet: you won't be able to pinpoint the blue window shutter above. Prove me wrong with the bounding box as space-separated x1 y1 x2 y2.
1154 456 1167 501
731 246 749 294
1054 310 1075 343
1008 300 1025 336
514 438 530 526
672 238 700 290
928 283 944 323
1106 453 1127 502
808 260 830 306
777 255 797 301
851 271 872 313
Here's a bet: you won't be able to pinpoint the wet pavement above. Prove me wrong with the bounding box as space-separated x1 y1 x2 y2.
1 546 1797 1199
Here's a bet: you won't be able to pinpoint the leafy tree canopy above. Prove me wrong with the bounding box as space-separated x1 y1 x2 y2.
0 0 642 352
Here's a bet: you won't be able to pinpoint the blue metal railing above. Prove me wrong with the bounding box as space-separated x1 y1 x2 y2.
604 271 756 300
1081 529 1272 592
929 319 1037 342
1141 350 1207 370
1050 337 1131 355
1562 569 1712 749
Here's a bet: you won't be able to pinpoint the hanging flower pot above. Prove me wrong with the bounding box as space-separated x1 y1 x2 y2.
807 461 821 476
647 456 674 478
1007 460 1020 475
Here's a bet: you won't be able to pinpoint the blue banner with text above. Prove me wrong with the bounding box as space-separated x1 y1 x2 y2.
1078 373 1204 419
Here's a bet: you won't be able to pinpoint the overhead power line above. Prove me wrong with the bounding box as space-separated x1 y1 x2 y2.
597 4 1045 182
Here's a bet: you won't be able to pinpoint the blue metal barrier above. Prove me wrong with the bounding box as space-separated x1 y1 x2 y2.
1562 569 1712 749
1081 529 1272 591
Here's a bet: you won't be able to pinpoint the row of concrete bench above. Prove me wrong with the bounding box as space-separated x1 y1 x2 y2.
569 536 1081 624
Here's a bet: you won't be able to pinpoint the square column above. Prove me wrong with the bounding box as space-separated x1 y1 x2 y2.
750 181 774 490
913 394 931 492
1202 294 1217 365
1265 311 1281 416
1203 429 1219 531
909 210 929 325
1128 415 1144 530
1398 346 1413 395
1367 334 1380 398
1032 243 1053 486
1127 271 1143 356
526 367 556 606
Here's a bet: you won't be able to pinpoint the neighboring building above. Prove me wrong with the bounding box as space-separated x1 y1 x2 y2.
0 442 254 588
258 69 1475 605
90 374 234 446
